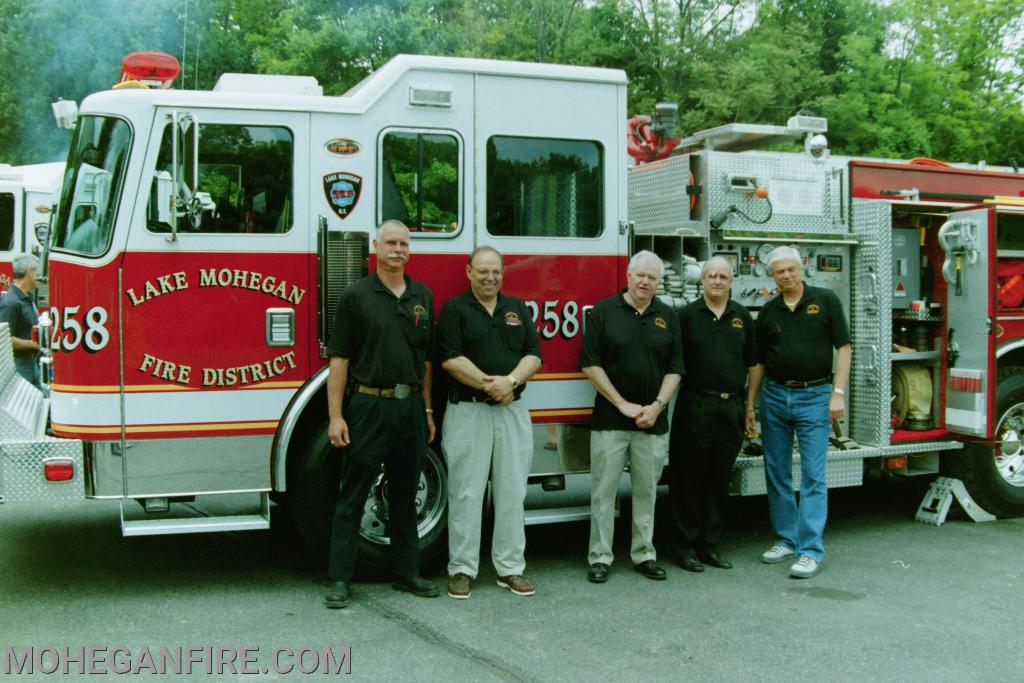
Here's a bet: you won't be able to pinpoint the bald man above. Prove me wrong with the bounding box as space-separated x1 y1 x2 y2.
669 257 756 573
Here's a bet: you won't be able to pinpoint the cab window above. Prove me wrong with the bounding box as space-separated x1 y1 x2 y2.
148 124 293 234
486 136 603 238
379 131 459 233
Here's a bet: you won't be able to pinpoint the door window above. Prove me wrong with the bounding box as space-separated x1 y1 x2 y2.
486 136 603 238
148 124 294 234
379 130 459 234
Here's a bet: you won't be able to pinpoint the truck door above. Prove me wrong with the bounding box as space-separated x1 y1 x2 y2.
848 198 892 447
118 108 311 495
940 206 996 438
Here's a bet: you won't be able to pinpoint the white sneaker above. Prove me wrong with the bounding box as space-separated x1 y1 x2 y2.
789 556 820 579
760 544 795 564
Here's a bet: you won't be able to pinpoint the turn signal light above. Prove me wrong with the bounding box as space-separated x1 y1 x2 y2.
883 457 907 471
43 459 75 482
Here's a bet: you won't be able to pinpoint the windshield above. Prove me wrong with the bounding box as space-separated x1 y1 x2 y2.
53 116 132 256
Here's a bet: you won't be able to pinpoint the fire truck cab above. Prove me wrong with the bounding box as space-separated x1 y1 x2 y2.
31 55 626 566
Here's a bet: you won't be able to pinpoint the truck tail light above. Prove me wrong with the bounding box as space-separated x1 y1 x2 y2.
44 458 75 482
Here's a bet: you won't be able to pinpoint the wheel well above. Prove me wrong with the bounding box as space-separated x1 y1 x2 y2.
997 347 1024 376
271 368 329 492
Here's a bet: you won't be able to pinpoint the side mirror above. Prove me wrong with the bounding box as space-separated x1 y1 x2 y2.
154 170 174 225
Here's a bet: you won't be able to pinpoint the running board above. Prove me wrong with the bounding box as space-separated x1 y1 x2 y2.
119 492 270 536
915 476 996 526
524 504 592 526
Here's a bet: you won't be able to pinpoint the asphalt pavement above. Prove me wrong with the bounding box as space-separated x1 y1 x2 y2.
1 474 1021 681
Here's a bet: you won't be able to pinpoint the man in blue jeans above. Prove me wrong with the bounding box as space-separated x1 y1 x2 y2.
746 246 851 579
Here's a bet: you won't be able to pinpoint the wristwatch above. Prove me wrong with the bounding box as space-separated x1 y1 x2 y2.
833 387 845 396
509 374 519 388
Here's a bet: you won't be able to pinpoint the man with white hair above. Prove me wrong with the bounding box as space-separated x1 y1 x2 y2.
0 253 42 387
580 250 683 584
746 246 851 579
669 256 756 573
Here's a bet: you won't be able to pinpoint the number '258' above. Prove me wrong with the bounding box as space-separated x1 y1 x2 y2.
49 306 110 352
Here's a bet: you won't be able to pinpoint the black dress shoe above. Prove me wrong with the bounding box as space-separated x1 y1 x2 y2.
324 581 351 609
678 554 704 573
588 562 609 583
699 551 733 569
392 576 440 597
632 560 667 580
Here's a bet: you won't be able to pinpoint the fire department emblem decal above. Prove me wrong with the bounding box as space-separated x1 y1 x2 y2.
323 172 362 219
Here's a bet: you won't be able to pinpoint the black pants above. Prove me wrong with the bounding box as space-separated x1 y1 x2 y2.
328 391 427 582
668 392 745 556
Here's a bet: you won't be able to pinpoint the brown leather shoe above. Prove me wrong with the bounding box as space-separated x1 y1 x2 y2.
496 574 535 596
447 573 471 599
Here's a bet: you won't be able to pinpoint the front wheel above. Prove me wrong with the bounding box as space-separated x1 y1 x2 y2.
287 424 448 575
948 369 1024 517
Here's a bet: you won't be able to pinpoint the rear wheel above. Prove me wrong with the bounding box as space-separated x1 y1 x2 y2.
948 368 1024 517
287 424 448 575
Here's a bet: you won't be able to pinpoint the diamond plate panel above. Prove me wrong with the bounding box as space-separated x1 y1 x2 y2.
849 199 892 447
732 453 864 496
705 151 847 233
628 155 693 235
0 438 84 502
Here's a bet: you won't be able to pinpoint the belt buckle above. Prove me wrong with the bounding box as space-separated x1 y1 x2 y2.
394 384 411 399
720 392 729 400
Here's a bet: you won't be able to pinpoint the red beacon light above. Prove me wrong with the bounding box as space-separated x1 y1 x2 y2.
117 51 181 90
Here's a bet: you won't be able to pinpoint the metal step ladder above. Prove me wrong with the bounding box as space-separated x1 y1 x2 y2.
915 476 996 526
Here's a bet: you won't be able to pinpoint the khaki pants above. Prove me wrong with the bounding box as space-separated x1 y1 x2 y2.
443 399 533 578
588 429 668 566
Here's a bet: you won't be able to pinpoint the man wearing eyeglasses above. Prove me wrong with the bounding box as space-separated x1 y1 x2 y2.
438 246 542 599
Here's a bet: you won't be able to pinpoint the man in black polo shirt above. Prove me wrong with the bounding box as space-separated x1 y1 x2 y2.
323 219 439 609
439 246 542 600
0 254 41 387
580 250 683 584
669 256 756 573
747 246 851 579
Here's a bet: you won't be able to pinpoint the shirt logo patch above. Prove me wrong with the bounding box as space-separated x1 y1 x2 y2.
807 304 820 315
505 312 523 326
654 317 667 329
731 317 744 329
412 304 427 326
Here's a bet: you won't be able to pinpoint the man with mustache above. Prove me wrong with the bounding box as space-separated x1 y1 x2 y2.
581 250 682 584
323 219 439 608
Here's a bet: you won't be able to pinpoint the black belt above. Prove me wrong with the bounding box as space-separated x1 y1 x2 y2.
448 390 520 406
770 377 830 389
355 383 419 399
696 389 742 400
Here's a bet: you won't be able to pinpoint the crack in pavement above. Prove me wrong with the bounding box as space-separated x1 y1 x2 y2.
363 596 540 682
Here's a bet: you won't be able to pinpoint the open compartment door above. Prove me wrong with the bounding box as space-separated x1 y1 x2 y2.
940 207 995 438
848 199 892 447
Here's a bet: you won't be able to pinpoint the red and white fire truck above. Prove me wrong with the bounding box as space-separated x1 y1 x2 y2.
1 162 64 295
3 53 1024 569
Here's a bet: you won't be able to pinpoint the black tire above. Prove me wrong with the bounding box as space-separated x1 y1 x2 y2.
946 368 1024 517
286 424 448 576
